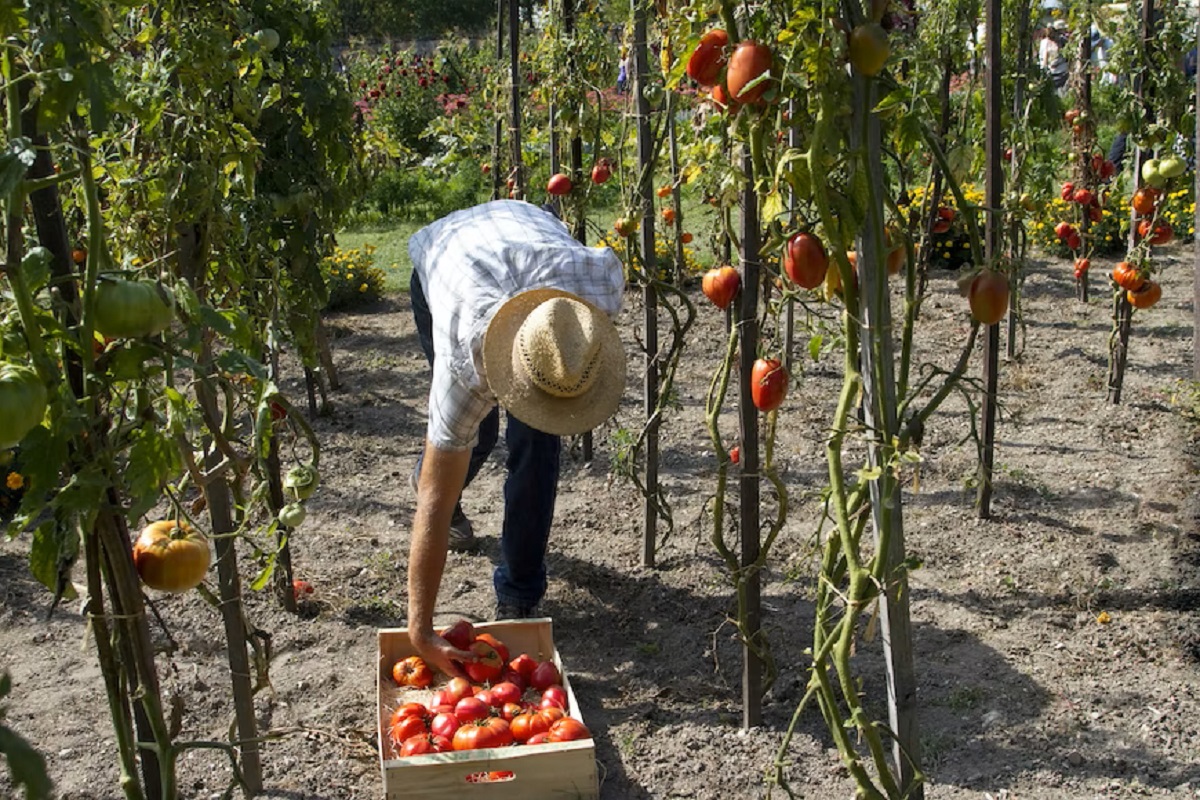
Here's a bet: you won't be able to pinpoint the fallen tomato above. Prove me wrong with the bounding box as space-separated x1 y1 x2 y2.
132 520 211 593
291 579 314 601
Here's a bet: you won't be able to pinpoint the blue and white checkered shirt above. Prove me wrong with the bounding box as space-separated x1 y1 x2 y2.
408 200 625 450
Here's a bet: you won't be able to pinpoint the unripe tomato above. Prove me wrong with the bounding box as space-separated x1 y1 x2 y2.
726 41 772 104
0 364 47 449
685 29 729 86
613 217 638 237
94 278 175 339
848 23 889 77
750 358 788 412
277 501 306 528
132 520 212 593
284 464 320 500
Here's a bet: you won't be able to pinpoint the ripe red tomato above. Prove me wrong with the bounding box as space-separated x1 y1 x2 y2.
590 161 610 184
509 652 537 679
1074 258 1090 274
388 713 429 746
500 702 523 721
1065 232 1081 251
1073 188 1094 205
726 41 772 104
291 579 313 601
454 696 491 723
702 265 740 310
783 231 828 289
1131 188 1158 215
1137 219 1173 246
71 247 87 265
399 733 452 756
686 29 729 86
474 633 510 664
526 732 551 745
546 173 572 196
389 703 430 728
931 206 955 234
464 640 504 683
1111 261 1146 292
498 668 527 691
1060 182 1075 201
392 655 433 689
482 163 492 175
681 232 694 244
750 358 788 412
710 82 737 111
1054 221 1075 240
661 207 676 224
968 270 1010 325
530 661 561 691
848 23 889 76
440 620 475 650
729 445 740 464
452 717 513 751
132 521 212 593
541 684 568 710
490 681 522 707
430 712 460 739
510 708 564 742
546 717 591 742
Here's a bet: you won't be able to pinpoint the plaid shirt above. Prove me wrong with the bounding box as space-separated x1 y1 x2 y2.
408 200 625 450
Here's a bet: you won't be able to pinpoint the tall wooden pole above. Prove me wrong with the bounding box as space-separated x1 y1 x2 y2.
1008 0 1032 354
1194 6 1200 380
1108 0 1155 404
977 0 1002 517
737 143 762 729
1076 25 1094 305
492 0 505 200
508 0 523 197
632 0 658 569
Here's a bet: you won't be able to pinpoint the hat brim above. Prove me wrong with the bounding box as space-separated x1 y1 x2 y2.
483 288 626 437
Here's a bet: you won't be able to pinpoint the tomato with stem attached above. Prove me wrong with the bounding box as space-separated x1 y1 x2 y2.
685 29 729 86
392 655 433 689
132 521 211 593
750 358 788 412
452 717 513 751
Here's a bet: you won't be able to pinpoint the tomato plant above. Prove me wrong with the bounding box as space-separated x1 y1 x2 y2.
132 521 212 593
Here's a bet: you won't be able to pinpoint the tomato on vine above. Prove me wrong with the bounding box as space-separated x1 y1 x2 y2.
750 358 788 412
132 521 211 593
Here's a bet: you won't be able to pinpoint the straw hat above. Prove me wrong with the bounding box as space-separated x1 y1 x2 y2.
483 288 626 436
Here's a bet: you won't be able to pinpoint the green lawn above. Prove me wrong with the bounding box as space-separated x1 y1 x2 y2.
336 222 423 293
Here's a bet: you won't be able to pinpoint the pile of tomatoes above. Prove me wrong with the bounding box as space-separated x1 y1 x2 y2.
386 621 591 758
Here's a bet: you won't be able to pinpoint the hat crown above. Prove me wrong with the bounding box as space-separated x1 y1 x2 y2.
515 297 601 398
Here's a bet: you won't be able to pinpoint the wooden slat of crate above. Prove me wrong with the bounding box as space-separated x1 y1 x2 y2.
377 620 598 800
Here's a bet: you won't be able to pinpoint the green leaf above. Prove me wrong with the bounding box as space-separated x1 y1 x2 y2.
28 520 77 602
124 428 181 521
0 723 54 800
808 334 823 362
0 139 35 199
856 465 882 483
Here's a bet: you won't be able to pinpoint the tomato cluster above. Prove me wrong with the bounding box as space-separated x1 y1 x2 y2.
386 623 591 758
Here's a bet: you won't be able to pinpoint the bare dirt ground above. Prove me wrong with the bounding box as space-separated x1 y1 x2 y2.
3 247 1200 800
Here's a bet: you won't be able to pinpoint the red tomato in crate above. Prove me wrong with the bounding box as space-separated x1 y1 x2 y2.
541 684 569 710
453 717 514 751
509 652 537 681
440 620 475 650
430 712 460 739
510 707 564 742
388 714 429 746
474 632 510 664
392 656 433 689
454 696 491 723
490 681 522 707
464 640 504 683
399 733 452 756
530 661 561 691
547 717 592 742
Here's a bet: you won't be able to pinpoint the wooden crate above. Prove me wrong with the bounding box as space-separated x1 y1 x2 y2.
377 619 599 799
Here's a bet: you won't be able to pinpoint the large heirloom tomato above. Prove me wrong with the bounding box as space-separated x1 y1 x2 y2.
702 266 740 310
392 656 433 688
725 41 772 104
93 278 174 339
132 520 212 593
510 708 563 742
0 364 47 449
546 717 592 742
452 717 513 751
685 29 729 86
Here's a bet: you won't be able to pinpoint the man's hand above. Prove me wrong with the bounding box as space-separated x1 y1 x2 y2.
409 626 474 681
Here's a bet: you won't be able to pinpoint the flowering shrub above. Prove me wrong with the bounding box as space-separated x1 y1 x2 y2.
322 245 387 311
1031 186 1195 258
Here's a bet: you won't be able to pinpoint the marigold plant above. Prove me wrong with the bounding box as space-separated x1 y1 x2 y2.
321 245 387 311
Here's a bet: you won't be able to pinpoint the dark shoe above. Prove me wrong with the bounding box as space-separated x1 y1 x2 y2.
494 602 540 621
448 504 477 551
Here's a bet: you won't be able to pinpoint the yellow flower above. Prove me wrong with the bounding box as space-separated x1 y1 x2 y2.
6 472 23 490
1096 610 1111 625
359 283 368 292
346 272 354 280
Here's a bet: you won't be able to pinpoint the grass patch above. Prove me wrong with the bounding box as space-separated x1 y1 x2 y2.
337 223 423 293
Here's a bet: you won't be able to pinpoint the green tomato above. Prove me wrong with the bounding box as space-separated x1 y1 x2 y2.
284 464 320 500
94 279 175 339
1158 154 1187 179
255 28 280 52
277 501 307 528
0 364 47 449
1141 159 1167 188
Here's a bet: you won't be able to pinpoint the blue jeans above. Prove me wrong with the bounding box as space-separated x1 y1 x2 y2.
410 271 560 610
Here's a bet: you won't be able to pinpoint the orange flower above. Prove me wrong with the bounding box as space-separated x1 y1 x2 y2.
6 472 24 491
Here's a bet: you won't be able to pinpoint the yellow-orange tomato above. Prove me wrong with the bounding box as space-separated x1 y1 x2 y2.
132 520 211 593
1128 281 1162 309
1111 261 1146 292
661 207 676 224
392 655 433 688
